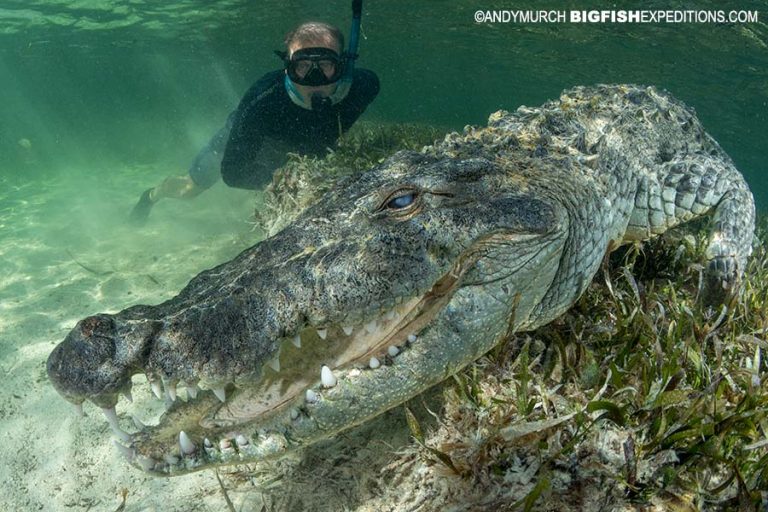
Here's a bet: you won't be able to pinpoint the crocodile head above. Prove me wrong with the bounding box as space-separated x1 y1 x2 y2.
47 150 568 475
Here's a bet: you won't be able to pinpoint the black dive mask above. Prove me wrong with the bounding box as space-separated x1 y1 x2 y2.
276 47 346 86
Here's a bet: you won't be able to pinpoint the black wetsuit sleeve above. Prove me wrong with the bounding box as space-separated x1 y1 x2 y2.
221 73 281 190
347 69 380 113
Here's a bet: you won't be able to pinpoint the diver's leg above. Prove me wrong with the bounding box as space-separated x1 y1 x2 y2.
129 175 207 224
152 175 206 200
129 143 223 224
129 121 229 224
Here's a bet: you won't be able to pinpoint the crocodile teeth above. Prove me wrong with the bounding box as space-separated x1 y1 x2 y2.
186 384 198 399
317 328 327 340
150 380 163 400
292 334 302 348
321 365 337 388
388 345 400 357
165 380 177 401
137 455 156 471
102 407 131 443
369 357 381 369
342 325 354 336
213 388 226 402
407 334 417 343
385 310 396 321
290 409 300 420
123 389 133 403
236 434 249 446
306 389 319 403
179 431 195 455
267 354 281 372
73 403 84 417
113 440 135 461
365 320 379 333
100 407 120 428
164 454 179 465
204 438 213 448
132 415 146 430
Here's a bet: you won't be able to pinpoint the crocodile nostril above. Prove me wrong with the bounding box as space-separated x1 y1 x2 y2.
79 314 115 338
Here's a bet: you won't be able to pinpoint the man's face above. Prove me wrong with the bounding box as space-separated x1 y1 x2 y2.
287 40 343 100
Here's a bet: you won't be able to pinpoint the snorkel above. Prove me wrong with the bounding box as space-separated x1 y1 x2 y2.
327 0 362 104
282 0 363 110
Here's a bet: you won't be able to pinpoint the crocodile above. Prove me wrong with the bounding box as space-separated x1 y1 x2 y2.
47 84 755 476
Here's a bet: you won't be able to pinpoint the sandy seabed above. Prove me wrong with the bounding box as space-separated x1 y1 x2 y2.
0 163 267 511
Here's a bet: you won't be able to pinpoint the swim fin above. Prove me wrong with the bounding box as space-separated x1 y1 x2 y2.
129 188 155 225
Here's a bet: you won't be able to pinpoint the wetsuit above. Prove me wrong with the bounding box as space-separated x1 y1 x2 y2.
188 68 380 190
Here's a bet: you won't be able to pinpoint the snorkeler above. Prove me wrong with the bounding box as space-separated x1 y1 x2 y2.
130 5 378 223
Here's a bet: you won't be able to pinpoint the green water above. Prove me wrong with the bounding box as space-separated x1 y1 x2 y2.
0 1 766 510
2 0 766 206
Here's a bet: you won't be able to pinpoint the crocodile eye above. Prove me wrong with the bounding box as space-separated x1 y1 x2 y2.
386 192 417 210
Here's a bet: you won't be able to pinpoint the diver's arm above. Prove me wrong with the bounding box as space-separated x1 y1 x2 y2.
335 69 380 134
346 69 380 112
220 113 268 190
221 74 286 190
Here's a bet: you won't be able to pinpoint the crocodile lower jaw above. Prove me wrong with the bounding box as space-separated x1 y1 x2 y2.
106 268 462 473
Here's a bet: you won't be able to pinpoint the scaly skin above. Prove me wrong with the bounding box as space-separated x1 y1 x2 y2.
47 84 754 476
